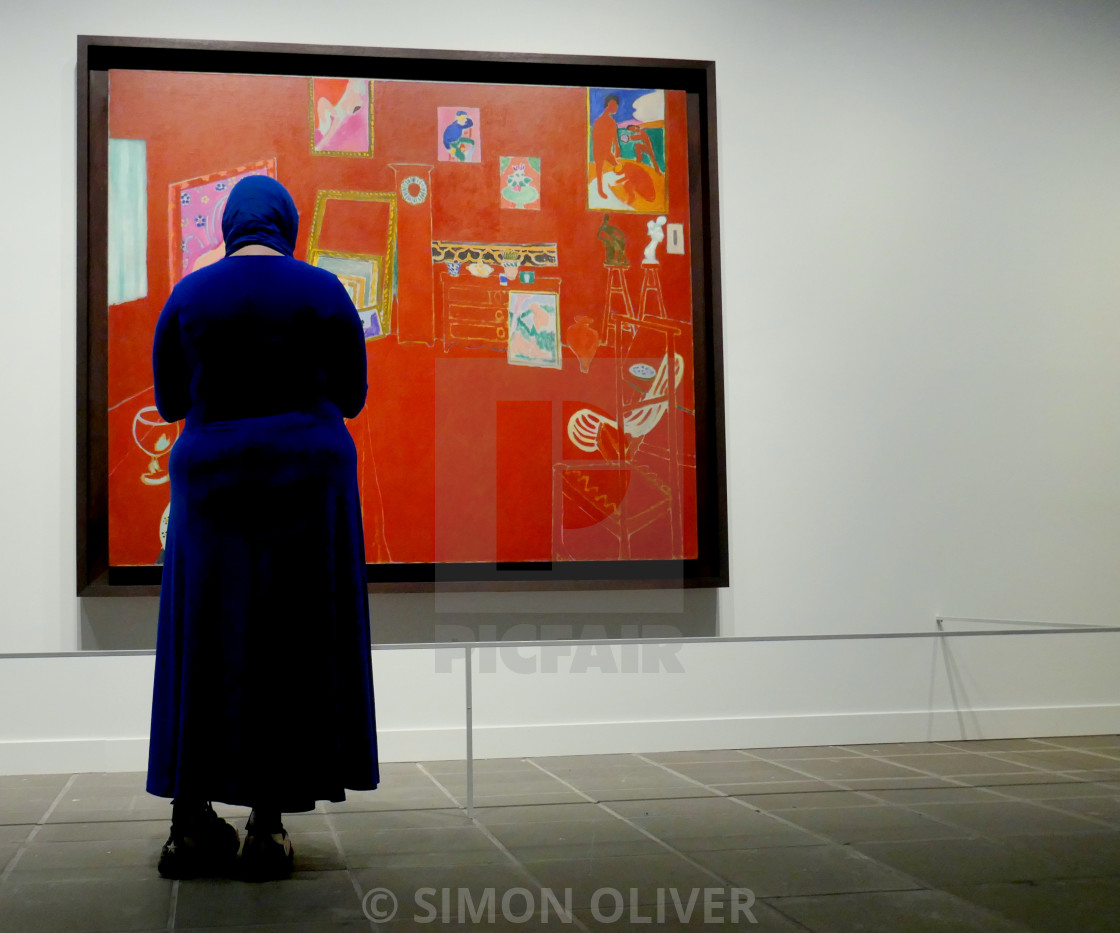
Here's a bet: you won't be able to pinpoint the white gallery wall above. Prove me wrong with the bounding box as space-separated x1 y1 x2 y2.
2 0 1120 772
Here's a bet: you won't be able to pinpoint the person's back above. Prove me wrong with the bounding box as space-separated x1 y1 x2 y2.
158 255 366 425
147 176 379 882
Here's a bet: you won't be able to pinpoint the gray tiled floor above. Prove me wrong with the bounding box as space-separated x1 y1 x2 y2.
0 736 1118 930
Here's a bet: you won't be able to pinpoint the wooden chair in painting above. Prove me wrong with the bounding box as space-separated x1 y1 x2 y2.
553 314 687 561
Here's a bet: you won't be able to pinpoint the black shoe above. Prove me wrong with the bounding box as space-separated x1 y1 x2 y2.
157 803 240 879
240 824 294 881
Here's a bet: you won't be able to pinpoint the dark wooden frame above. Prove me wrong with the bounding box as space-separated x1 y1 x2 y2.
76 35 728 596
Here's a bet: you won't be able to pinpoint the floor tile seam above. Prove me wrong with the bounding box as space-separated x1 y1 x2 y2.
523 759 613 807
886 770 1120 834
527 757 771 865
769 751 1031 803
416 762 594 932
632 749 760 765
413 763 475 813
320 807 378 927
838 743 983 759
760 889 1039 933
425 783 571 797
736 747 850 762
700 750 1045 799
592 796 824 895
974 859 1120 885
750 897 832 933
956 874 1120 892
848 800 1110 858
516 763 703 783
850 740 1085 758
529 756 925 900
463 818 594 932
974 831 1120 880
322 803 472 816
0 773 79 888
634 751 890 808
931 777 1120 834
642 753 886 784
166 878 179 932
840 748 1061 781
811 757 1120 841
1033 736 1120 753
632 750 955 850
414 756 594 929
973 747 1120 773
837 743 1116 783
733 787 978 853
644 751 1087 858
33 773 79 833
410 761 462 801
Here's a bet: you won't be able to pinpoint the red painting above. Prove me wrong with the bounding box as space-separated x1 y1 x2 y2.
106 71 698 571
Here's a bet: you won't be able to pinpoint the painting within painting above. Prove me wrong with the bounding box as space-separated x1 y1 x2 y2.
310 78 372 155
311 252 383 339
500 156 541 210
169 160 275 285
507 291 560 369
437 107 481 162
587 88 667 212
106 70 696 570
108 138 147 305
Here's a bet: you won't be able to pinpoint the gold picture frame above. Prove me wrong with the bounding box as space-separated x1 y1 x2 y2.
306 189 397 337
308 249 388 339
308 78 374 157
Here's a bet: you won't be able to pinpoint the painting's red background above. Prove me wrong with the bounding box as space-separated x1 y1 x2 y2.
107 72 696 566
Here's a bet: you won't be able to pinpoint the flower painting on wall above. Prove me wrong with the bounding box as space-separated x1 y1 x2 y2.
500 156 541 210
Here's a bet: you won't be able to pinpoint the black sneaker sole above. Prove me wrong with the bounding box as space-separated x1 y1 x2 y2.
157 821 240 879
239 833 295 882
158 845 239 880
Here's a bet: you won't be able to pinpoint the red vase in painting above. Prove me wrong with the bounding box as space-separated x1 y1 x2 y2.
566 316 600 373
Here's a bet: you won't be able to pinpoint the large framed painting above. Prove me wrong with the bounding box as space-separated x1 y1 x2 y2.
77 36 727 594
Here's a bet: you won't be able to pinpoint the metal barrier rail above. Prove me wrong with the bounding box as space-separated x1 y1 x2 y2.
6 618 1119 813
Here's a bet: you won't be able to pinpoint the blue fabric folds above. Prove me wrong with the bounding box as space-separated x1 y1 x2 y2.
147 179 377 811
221 175 300 257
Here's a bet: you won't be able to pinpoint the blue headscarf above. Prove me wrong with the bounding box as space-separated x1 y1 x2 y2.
221 175 299 257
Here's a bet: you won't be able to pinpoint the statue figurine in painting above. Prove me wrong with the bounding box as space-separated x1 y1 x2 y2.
643 215 668 264
598 214 629 268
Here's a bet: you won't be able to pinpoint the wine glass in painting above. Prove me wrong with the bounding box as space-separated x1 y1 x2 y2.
132 406 179 485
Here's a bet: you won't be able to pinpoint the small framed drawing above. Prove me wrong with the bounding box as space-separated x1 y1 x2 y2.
309 77 373 156
310 250 385 339
507 291 561 370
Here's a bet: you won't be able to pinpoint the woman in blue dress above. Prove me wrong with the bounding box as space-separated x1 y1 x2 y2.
147 175 379 880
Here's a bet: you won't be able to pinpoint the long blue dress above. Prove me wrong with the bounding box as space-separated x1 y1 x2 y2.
146 177 378 811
